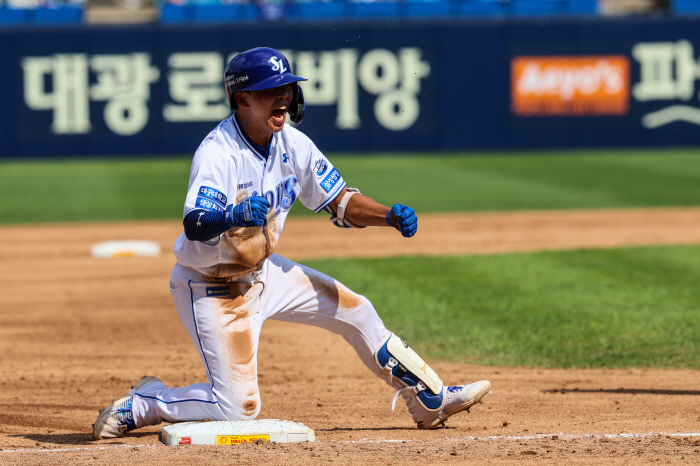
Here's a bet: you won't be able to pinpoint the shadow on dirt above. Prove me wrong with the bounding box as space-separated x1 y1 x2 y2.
317 426 415 432
542 388 700 395
12 431 159 446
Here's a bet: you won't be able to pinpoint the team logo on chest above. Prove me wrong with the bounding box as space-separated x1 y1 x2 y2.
251 175 299 214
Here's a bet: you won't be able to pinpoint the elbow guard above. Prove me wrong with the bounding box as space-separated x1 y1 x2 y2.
323 187 366 229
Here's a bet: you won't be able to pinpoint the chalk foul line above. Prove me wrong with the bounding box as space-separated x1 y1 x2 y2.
3 432 700 453
337 431 700 444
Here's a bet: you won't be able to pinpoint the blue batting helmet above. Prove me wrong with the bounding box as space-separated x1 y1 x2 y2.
225 47 307 124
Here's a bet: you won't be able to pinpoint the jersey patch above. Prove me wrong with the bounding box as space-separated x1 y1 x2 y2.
320 168 341 193
313 158 328 178
198 186 227 209
196 197 225 212
206 286 230 297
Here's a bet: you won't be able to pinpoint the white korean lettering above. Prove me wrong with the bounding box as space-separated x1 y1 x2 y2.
296 51 337 105
22 54 91 134
163 52 230 123
399 48 431 94
336 49 360 130
633 40 700 102
358 49 401 95
295 47 429 131
90 53 160 136
358 47 430 131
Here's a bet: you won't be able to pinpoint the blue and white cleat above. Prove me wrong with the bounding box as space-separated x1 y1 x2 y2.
417 380 492 430
93 376 161 439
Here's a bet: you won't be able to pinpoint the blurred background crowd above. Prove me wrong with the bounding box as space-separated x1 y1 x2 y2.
0 0 679 25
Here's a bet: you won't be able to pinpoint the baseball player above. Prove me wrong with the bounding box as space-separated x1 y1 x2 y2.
93 47 491 439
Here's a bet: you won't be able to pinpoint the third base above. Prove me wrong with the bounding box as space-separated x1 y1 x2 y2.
161 419 315 445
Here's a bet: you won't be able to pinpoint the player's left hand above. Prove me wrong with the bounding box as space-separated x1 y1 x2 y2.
387 204 417 238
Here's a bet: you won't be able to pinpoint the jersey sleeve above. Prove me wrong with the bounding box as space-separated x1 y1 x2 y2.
292 132 346 214
183 141 236 217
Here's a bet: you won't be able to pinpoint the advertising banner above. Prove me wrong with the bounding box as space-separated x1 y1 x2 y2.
1 18 700 157
510 56 630 116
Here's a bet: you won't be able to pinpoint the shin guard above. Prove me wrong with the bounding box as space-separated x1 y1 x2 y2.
375 333 444 412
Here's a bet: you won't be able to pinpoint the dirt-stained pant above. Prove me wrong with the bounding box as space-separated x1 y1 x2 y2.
132 253 390 427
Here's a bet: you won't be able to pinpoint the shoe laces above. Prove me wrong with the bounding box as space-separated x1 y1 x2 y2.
110 397 136 431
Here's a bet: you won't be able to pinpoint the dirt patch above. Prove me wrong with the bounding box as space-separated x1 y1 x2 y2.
1 207 700 465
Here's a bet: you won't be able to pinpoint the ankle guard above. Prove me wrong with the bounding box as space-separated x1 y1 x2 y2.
375 333 444 411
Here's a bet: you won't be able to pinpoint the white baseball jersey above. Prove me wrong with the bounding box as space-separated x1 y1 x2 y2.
174 114 346 277
128 115 437 429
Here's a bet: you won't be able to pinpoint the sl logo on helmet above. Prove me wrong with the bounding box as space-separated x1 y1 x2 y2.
268 57 287 74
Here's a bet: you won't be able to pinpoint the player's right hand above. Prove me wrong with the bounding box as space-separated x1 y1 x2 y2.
227 196 270 227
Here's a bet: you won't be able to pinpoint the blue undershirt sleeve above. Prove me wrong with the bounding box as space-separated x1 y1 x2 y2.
183 208 234 242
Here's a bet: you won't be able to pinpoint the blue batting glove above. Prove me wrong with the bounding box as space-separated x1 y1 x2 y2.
386 204 417 238
226 196 270 228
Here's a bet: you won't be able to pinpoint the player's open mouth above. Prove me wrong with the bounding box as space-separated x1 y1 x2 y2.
271 105 287 123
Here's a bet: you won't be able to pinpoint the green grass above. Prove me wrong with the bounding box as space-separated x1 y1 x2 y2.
302 245 700 368
2 149 700 223
0 158 192 223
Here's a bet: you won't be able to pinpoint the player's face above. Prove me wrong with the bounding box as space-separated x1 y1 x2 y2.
248 84 292 134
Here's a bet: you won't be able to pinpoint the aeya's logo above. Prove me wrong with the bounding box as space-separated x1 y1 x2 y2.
269 57 287 74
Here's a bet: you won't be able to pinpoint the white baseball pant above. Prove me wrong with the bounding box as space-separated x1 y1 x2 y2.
131 253 391 427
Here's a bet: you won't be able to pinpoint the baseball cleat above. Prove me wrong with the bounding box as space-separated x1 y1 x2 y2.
417 380 492 430
129 376 161 395
93 376 161 440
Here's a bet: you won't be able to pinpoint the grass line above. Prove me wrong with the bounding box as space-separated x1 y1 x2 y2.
1 149 700 224
302 245 700 368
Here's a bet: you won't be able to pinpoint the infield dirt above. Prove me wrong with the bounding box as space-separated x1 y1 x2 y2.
1 208 700 465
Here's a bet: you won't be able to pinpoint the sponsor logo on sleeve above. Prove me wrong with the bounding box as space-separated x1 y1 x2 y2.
320 167 341 193
196 197 225 212
511 56 630 116
198 186 227 210
313 158 328 178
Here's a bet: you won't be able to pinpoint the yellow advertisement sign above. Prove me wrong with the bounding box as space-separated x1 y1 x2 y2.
216 434 270 445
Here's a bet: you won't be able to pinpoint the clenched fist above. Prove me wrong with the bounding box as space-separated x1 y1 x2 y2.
387 204 417 238
227 196 270 228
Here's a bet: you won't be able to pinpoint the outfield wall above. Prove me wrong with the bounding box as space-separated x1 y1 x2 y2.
2 17 700 157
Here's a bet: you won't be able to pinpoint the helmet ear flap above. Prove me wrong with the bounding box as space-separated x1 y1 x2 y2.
288 84 305 124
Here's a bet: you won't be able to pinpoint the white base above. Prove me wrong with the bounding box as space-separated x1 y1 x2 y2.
90 240 161 258
161 420 315 446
